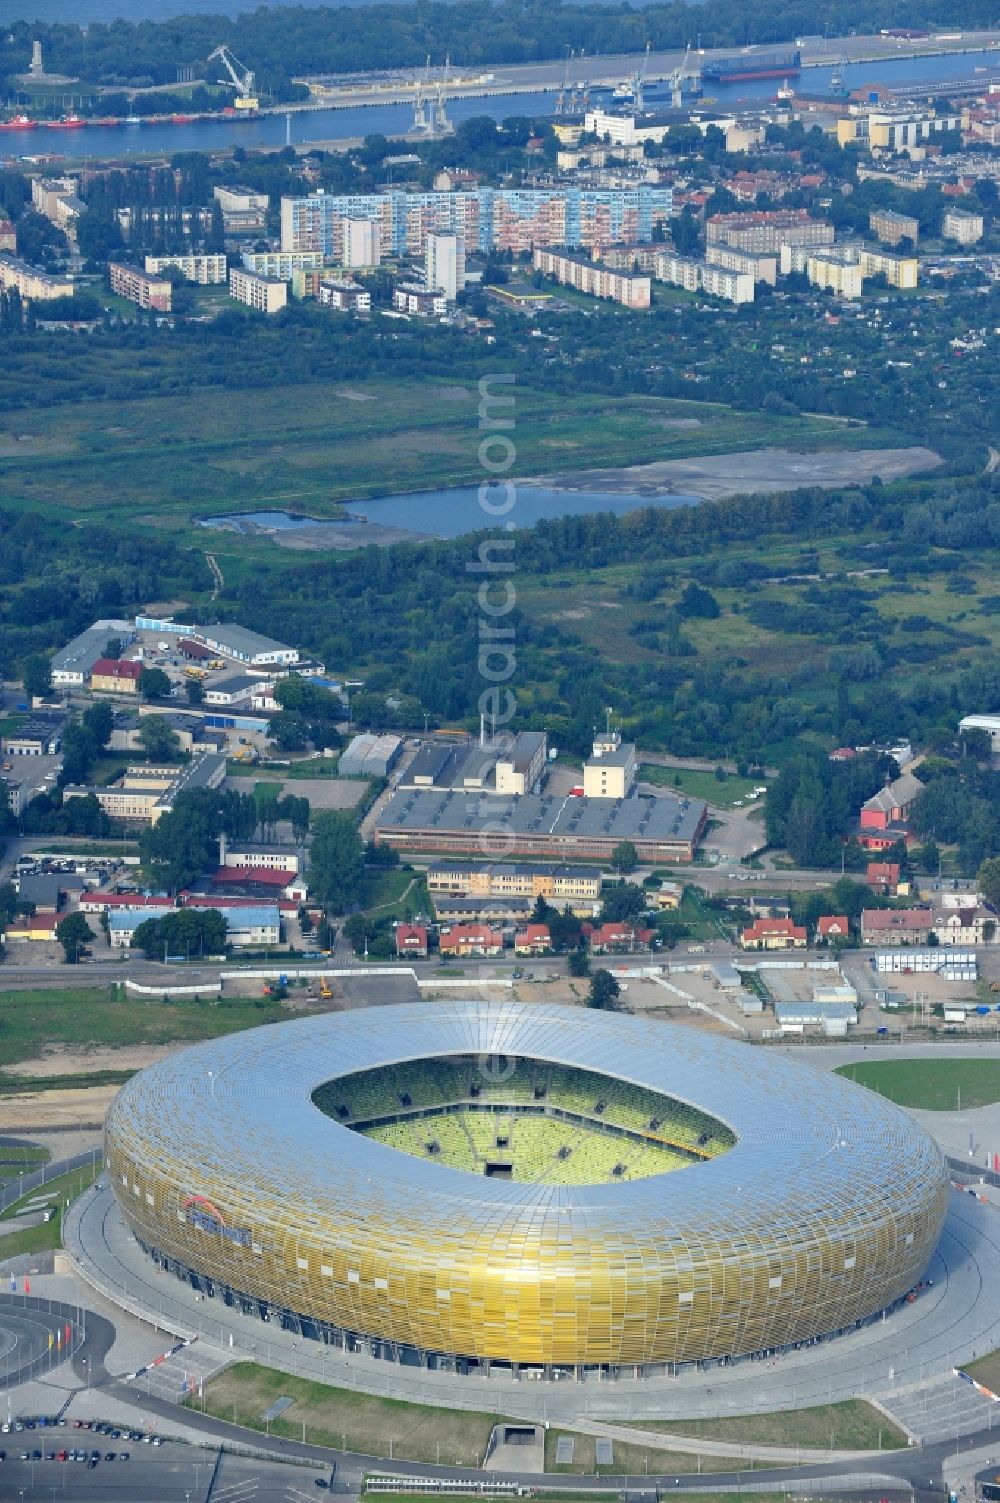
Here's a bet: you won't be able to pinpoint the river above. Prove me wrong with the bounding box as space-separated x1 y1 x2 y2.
3 46 999 161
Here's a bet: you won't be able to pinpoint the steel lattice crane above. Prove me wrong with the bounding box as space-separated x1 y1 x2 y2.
208 44 259 111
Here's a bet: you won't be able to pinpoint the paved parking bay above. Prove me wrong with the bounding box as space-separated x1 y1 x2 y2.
0 1448 338 1501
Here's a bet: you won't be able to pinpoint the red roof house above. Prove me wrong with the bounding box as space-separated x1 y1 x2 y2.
816 915 850 942
439 924 503 958
396 924 428 958
514 923 552 956
740 918 807 950
867 861 901 892
860 908 933 945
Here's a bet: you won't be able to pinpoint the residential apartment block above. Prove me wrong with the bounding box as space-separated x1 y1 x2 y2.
706 210 835 255
229 266 288 314
31 175 77 218
214 185 270 215
281 187 672 259
942 208 984 244
393 282 447 316
426 862 602 911
653 250 754 305
869 208 919 246
145 253 227 284
0 253 73 302
425 231 465 300
109 261 172 311
0 219 15 252
319 279 371 311
240 250 323 279
533 249 651 308
704 244 777 285
780 243 918 297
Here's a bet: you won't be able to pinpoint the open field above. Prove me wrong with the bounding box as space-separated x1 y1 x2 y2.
639 764 764 808
619 1399 906 1451
0 987 287 1080
0 377 894 540
835 1059 1000 1110
191 1362 508 1465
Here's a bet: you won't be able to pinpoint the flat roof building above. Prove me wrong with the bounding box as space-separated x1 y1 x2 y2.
495 731 547 796
109 262 172 312
145 253 227 284
375 788 706 863
229 266 288 315
51 620 134 686
339 732 403 779
0 252 74 302
192 625 298 667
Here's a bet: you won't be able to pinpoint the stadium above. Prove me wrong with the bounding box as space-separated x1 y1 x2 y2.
104 1001 948 1378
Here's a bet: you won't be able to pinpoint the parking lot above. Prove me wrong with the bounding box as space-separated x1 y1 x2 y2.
0 1417 338 1500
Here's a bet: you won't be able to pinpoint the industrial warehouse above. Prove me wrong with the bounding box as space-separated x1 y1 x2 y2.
104 1002 947 1378
373 787 707 862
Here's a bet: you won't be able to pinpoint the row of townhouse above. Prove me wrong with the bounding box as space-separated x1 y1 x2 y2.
397 918 656 960
743 901 998 950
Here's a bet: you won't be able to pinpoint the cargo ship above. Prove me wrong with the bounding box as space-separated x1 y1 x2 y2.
702 48 801 84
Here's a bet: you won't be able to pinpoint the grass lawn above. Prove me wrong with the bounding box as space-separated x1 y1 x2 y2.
358 867 429 919
0 1160 102 1261
620 1398 906 1451
835 1058 1000 1111
639 765 765 809
0 986 287 1076
190 1361 508 1465
543 1430 761 1475
965 1350 1000 1392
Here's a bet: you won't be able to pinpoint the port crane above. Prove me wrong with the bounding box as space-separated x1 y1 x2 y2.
665 43 696 108
629 41 651 112
208 44 259 111
411 54 452 136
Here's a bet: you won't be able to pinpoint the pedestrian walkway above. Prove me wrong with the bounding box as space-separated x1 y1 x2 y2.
879 1373 1000 1445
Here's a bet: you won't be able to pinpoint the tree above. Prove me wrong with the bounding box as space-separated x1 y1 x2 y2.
271 710 309 752
59 721 98 785
548 906 583 953
141 787 224 890
138 715 181 761
22 654 52 701
0 882 18 924
132 907 228 959
139 666 172 701
82 700 114 751
187 679 205 705
588 968 620 1009
567 948 590 977
977 858 1000 911
610 840 638 874
56 912 94 963
309 811 364 914
600 883 646 922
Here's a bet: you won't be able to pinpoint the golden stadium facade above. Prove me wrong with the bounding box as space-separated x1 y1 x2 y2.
104 1002 948 1376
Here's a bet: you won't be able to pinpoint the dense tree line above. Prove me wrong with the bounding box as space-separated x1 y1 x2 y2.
3 0 998 92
